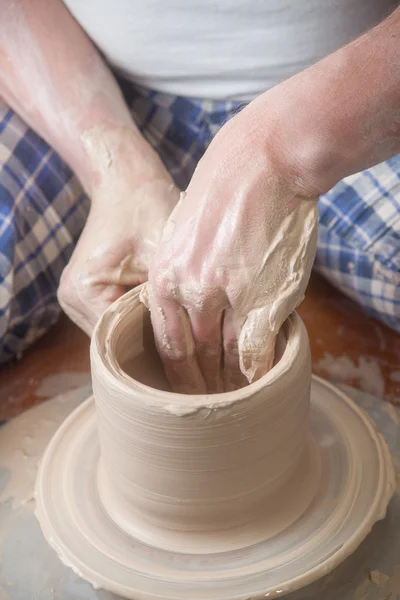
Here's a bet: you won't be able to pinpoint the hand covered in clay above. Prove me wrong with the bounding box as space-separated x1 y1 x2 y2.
144 98 319 394
58 129 179 335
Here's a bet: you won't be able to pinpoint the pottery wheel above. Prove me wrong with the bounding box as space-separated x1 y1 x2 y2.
35 376 394 600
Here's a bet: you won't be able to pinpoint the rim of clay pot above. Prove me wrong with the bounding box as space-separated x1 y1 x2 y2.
91 285 309 411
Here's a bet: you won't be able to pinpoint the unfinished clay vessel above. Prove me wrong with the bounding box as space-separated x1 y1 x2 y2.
91 286 316 551
35 285 395 600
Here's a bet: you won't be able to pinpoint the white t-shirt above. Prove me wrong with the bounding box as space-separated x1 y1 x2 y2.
64 0 396 100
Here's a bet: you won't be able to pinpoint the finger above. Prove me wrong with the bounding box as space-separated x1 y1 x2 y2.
147 292 207 395
90 282 127 326
58 267 126 336
238 307 277 384
188 309 223 394
222 309 248 392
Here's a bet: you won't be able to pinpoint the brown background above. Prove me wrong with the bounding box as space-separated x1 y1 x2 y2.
1 273 399 421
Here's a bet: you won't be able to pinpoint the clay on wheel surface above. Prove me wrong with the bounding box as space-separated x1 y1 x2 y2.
35 286 395 599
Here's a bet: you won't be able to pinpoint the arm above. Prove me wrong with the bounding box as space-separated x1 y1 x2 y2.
1 0 148 191
1 0 179 333
249 6 400 196
147 8 400 394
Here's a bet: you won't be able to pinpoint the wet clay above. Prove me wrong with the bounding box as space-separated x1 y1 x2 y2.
0 385 91 509
34 288 396 599
91 286 315 551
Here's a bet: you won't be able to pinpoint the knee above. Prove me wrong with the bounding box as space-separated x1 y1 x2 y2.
0 286 61 364
0 102 89 362
315 224 400 333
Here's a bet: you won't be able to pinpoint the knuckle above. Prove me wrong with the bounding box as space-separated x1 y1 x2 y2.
165 348 189 362
224 339 239 355
196 340 219 357
160 341 192 363
57 265 82 312
151 267 177 301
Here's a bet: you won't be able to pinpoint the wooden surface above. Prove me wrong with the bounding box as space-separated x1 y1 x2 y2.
0 273 399 420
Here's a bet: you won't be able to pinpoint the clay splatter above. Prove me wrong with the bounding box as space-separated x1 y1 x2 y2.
35 372 91 398
316 354 385 398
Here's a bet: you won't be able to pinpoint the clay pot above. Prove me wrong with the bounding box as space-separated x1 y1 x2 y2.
35 285 395 595
91 285 313 552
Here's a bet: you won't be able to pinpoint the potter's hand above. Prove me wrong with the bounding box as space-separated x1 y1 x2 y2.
146 4 400 394
58 130 179 335
145 100 318 394
1 0 180 334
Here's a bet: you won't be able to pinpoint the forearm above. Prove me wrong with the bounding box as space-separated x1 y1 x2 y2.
247 6 400 195
0 0 144 192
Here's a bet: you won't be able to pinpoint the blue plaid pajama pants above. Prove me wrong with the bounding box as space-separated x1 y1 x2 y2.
1 77 399 363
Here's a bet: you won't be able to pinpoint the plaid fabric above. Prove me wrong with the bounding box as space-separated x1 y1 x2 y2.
315 158 400 328
0 79 399 363
0 102 89 363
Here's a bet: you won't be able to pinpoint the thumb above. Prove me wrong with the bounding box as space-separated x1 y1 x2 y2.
238 306 278 384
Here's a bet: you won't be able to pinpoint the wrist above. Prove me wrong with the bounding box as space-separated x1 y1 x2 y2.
243 7 400 196
81 123 175 200
231 92 331 198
